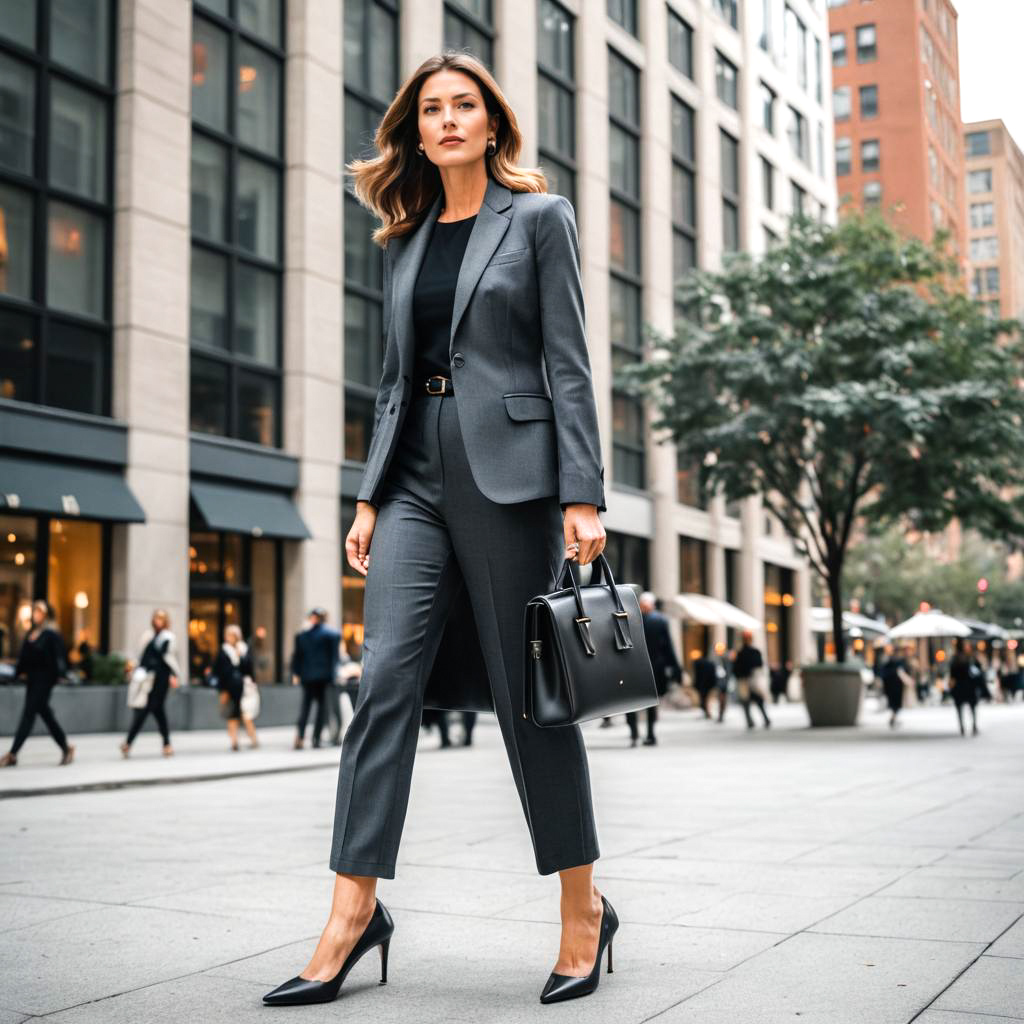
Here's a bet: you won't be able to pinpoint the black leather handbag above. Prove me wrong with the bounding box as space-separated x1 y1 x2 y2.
524 553 659 727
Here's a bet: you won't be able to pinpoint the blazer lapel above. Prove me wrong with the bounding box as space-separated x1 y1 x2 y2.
449 176 512 351
390 176 513 378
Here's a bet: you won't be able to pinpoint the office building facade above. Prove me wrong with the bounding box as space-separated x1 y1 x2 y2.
1 0 829 683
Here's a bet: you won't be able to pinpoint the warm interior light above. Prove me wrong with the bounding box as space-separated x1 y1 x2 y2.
239 65 257 92
14 552 26 566
74 591 89 610
6 532 14 542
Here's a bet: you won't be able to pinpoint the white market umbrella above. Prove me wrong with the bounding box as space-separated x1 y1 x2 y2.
888 611 970 640
671 593 762 632
810 607 890 636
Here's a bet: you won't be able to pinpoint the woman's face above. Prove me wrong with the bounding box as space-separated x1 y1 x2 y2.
416 69 496 169
152 612 167 632
31 603 46 626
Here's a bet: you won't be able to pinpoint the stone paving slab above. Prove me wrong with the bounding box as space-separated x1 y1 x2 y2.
2 700 1024 1022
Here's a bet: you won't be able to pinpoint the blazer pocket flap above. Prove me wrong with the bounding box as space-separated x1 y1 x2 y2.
488 247 528 267
504 393 555 421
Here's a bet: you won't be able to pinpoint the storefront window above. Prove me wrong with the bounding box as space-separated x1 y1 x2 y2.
188 529 281 683
679 536 708 669
340 499 365 659
0 514 106 675
764 562 794 668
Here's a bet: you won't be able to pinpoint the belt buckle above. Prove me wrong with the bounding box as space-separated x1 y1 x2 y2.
425 375 448 395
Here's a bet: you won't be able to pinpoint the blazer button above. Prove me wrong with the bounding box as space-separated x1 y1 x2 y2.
452 352 465 368
389 405 395 414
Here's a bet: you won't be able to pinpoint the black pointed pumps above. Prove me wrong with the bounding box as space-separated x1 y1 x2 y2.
262 898 394 1006
539 894 619 1005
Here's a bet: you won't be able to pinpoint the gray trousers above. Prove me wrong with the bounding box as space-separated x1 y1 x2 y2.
330 393 600 878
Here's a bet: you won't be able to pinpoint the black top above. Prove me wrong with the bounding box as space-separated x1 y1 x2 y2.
733 644 764 679
412 213 477 383
16 627 66 687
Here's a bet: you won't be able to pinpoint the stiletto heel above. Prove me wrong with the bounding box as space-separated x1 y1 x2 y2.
263 899 395 1006
539 894 619 1004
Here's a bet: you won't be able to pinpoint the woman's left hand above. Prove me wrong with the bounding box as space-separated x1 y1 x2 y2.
562 503 606 565
169 675 180 689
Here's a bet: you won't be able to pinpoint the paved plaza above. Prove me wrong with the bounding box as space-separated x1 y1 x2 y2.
2 697 1024 1023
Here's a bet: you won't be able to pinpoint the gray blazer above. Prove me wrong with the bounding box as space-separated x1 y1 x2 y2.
356 174 606 512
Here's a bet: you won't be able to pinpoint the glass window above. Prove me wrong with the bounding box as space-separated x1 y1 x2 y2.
715 51 738 110
0 1 36 49
238 0 282 46
50 0 110 84
47 518 105 669
45 321 106 413
538 2 576 209
860 138 880 172
671 96 695 163
761 156 775 210
609 124 640 197
830 31 846 66
720 130 739 195
969 236 999 262
0 54 35 175
0 308 35 402
833 86 851 120
443 2 494 67
538 0 573 75
970 201 994 229
607 0 637 36
0 514 37 664
48 80 108 202
859 84 878 119
712 0 738 30
965 131 991 157
856 23 876 62
787 105 809 164
47 201 105 319
791 180 806 216
967 169 992 194
760 81 775 134
835 137 852 176
668 9 693 79
671 95 696 322
679 537 708 669
723 200 740 251
191 7 285 447
192 17 229 133
863 180 882 206
608 49 640 124
0 183 33 299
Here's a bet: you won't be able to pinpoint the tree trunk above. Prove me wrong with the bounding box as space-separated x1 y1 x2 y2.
827 571 847 663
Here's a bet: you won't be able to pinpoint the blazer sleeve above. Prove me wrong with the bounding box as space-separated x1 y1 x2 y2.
534 195 606 512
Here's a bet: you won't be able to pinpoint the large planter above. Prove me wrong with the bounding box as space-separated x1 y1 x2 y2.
800 661 864 727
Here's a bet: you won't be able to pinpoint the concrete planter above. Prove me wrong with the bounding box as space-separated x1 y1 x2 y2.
0 683 305 737
800 662 864 727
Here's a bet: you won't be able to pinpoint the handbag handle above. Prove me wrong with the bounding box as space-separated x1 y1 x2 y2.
553 553 634 654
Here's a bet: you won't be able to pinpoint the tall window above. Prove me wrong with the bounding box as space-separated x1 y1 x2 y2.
607 0 638 36
965 131 991 157
785 6 808 91
835 137 852 176
343 0 399 466
679 536 708 668
760 81 776 134
791 180 807 216
761 155 775 210
190 2 285 448
833 86 851 120
608 49 644 490
443 0 494 67
970 201 994 229
855 23 876 63
712 0 738 30
720 130 740 252
671 96 696 321
860 138 880 172
859 84 878 119
967 169 992 194
786 105 809 165
0 1 115 416
830 30 846 66
715 51 738 110
538 0 576 204
667 8 693 80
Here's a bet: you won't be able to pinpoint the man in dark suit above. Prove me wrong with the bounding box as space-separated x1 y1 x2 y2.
627 593 682 747
290 607 341 749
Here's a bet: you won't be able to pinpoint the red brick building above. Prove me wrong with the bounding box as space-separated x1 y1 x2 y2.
828 0 966 267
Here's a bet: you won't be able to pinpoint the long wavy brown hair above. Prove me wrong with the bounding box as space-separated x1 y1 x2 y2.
346 52 548 247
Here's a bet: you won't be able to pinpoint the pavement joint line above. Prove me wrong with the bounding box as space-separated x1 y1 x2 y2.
0 760 338 800
908 908 1024 1022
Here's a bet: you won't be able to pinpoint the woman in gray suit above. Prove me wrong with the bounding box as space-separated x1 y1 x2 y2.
264 52 616 1008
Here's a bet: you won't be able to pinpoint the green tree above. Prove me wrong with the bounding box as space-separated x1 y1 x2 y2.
617 213 1024 661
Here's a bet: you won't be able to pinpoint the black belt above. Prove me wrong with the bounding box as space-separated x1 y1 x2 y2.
423 375 454 396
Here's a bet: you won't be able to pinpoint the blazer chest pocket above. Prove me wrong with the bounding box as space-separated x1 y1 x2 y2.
487 247 528 267
504 392 554 422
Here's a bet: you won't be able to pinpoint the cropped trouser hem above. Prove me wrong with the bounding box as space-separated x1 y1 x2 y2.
536 843 601 876
329 854 398 879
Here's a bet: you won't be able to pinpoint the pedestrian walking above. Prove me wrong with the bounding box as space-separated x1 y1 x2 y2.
212 625 259 751
120 609 181 758
769 659 792 703
692 643 719 719
949 639 983 736
263 54 616 1009
625 592 681 746
290 607 341 750
879 644 913 729
734 631 771 729
0 600 74 767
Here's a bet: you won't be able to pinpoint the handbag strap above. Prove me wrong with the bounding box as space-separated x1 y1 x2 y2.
551 553 634 654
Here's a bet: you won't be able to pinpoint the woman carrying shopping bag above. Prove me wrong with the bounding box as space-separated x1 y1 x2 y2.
121 609 180 758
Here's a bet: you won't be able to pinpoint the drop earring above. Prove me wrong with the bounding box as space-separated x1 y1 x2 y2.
417 142 425 155
487 138 496 155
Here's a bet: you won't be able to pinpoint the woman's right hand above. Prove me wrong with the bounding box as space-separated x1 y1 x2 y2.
345 501 378 576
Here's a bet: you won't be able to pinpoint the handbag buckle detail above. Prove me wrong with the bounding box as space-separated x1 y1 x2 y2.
529 640 543 660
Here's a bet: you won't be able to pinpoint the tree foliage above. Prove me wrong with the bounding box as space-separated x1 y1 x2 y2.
616 213 1024 661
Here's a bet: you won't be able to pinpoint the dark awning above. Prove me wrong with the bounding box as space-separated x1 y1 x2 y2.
0 454 145 523
191 480 310 540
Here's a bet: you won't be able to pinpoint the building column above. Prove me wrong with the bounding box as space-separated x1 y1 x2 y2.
109 0 192 655
282 1 344 631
